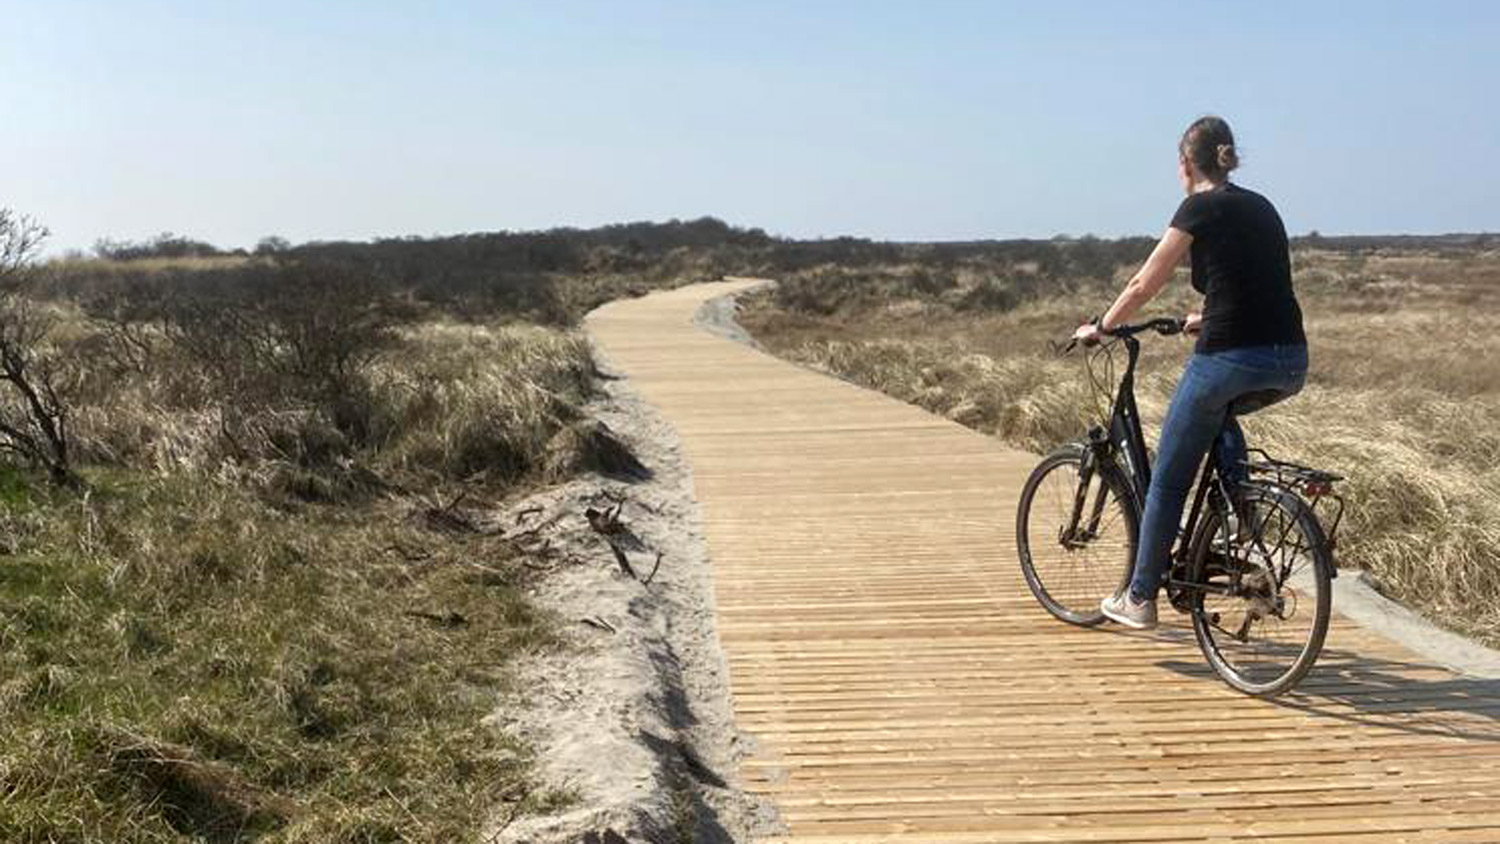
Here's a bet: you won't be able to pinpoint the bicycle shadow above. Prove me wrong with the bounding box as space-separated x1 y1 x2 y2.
1155 647 1500 743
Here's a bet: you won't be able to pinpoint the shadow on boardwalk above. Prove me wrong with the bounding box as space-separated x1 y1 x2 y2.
1157 648 1500 743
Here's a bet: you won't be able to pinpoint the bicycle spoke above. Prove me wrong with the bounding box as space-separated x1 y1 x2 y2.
1018 452 1134 625
1194 492 1331 695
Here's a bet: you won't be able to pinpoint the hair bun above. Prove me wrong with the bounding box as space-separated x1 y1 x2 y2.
1181 115 1238 178
1216 143 1239 172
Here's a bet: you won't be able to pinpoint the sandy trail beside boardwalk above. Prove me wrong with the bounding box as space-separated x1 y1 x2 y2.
483 332 780 843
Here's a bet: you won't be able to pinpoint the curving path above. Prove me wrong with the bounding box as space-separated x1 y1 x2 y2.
587 279 1500 843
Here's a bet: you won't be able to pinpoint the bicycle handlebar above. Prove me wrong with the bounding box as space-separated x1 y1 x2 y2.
1104 317 1186 339
1054 317 1187 355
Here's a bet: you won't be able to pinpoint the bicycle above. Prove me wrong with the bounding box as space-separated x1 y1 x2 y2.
1014 318 1346 696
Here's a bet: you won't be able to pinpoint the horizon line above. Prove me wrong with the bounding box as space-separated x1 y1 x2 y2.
40 218 1500 258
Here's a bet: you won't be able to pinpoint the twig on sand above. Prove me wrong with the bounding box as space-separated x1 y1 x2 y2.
641 551 664 585
586 503 636 577
580 616 617 633
584 488 628 508
508 510 566 541
607 543 638 579
584 499 665 585
483 781 537 843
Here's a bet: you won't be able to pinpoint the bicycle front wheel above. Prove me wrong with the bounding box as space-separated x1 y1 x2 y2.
1189 485 1333 697
1015 446 1137 626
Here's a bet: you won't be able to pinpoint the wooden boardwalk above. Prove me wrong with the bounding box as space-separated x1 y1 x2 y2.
586 279 1500 843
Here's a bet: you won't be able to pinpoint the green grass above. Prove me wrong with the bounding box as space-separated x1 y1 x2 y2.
0 315 611 842
0 470 570 842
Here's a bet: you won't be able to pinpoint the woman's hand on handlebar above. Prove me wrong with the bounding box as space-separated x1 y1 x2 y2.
1073 320 1104 347
1062 316 1184 352
1184 312 1203 336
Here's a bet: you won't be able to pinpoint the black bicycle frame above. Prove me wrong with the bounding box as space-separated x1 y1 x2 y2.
1057 316 1340 612
1063 335 1154 546
1107 336 1154 507
1064 331 1234 579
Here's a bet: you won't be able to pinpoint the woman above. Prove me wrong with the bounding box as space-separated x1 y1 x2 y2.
1073 115 1308 630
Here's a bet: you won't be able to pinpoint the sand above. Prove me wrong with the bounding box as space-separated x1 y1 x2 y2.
482 343 782 843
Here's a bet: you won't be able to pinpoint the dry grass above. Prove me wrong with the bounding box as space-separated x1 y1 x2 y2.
49 255 255 275
369 323 598 484
66 312 604 490
742 248 1500 645
1 312 607 840
0 470 571 842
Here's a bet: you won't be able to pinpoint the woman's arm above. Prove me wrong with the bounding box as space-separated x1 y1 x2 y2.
1074 226 1193 340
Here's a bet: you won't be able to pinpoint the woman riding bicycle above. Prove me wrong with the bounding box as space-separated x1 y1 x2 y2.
1073 116 1308 630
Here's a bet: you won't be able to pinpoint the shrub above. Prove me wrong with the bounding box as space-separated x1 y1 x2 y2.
0 211 75 486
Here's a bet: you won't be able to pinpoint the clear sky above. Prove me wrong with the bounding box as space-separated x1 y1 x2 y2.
3 1 1497 251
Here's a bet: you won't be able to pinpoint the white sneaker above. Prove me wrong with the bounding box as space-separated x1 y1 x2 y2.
1101 591 1158 630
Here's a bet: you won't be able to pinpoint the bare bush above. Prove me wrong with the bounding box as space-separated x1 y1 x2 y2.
62 258 616 497
0 211 48 278
58 257 419 482
117 259 413 467
157 261 404 404
0 212 74 486
92 232 224 261
79 278 167 375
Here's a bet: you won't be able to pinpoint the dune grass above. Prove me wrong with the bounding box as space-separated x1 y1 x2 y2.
741 248 1500 645
0 474 565 842
1 314 604 841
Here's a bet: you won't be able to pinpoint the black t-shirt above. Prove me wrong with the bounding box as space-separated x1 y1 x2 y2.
1170 183 1306 353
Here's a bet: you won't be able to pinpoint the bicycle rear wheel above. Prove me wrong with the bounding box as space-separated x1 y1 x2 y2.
1188 485 1332 696
1015 446 1137 626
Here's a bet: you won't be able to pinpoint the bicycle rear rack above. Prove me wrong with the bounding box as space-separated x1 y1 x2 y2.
1240 448 1346 552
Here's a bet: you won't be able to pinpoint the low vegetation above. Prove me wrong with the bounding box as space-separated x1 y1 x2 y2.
2 216 739 841
742 244 1500 645
7 208 1497 838
0 305 596 839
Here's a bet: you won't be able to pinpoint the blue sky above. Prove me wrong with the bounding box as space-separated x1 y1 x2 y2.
3 1 1496 250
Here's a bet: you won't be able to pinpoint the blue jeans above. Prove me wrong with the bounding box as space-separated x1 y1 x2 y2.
1129 344 1308 602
